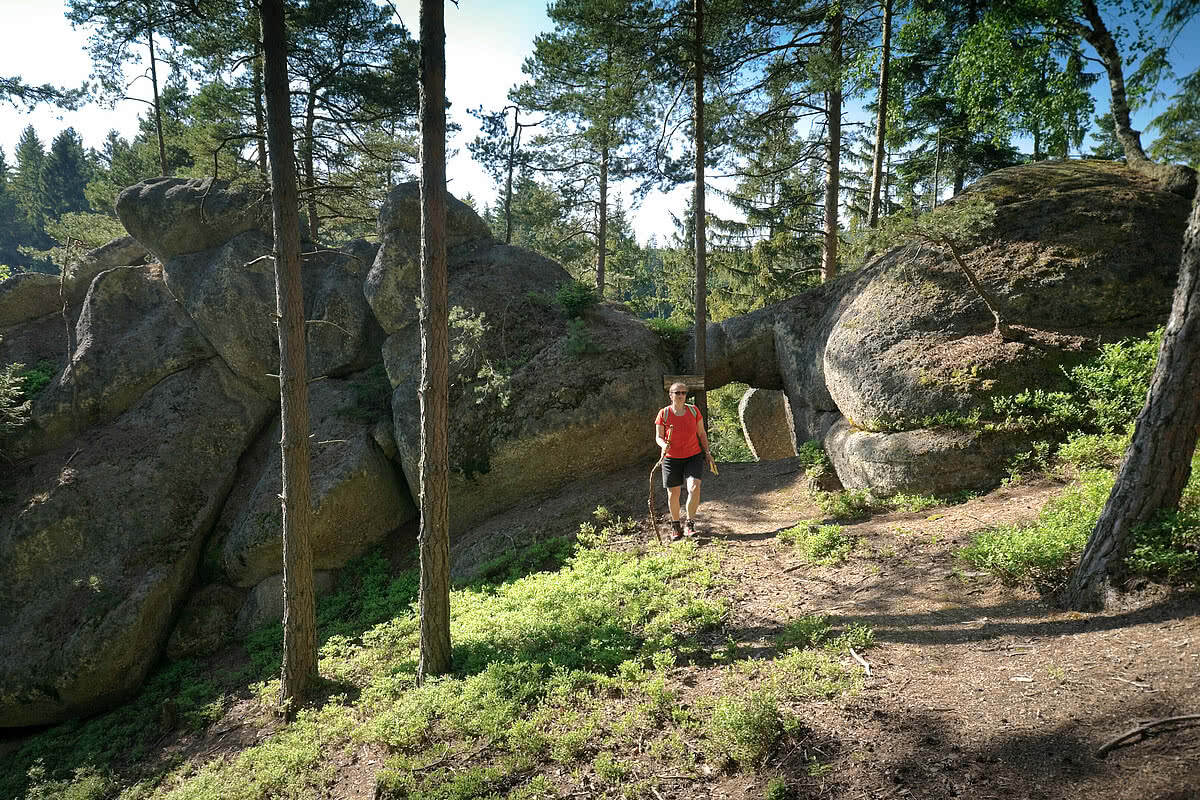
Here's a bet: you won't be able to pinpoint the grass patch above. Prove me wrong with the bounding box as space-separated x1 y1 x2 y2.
778 522 856 565
959 469 1112 587
962 444 1200 588
702 616 872 769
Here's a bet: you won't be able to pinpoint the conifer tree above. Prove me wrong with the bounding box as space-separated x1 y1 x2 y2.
43 129 93 220
512 0 659 294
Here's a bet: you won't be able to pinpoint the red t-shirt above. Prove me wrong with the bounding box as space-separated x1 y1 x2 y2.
655 404 703 459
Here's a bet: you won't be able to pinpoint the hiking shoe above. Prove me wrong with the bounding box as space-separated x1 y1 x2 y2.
685 518 697 537
670 521 684 541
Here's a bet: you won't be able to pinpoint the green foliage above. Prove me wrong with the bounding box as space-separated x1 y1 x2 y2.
24 764 114 800
449 306 512 407
959 469 1114 587
0 356 31 442
707 382 754 463
1148 67 1200 168
704 687 788 768
814 488 873 521
565 318 598 358
1129 508 1200 577
776 614 874 654
764 777 793 800
1054 431 1128 471
556 279 598 318
0 660 224 798
0 264 11 282
20 359 56 397
777 522 856 565
865 196 997 256
644 315 690 357
1068 329 1162 432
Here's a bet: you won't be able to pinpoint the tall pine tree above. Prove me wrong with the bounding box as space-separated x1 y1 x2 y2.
44 128 93 219
512 0 659 294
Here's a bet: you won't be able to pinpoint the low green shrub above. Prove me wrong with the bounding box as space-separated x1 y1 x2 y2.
959 469 1113 586
645 316 690 355
777 522 855 565
556 279 598 317
814 488 873 520
566 318 598 357
704 687 787 768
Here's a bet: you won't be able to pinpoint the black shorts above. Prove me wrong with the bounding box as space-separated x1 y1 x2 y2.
663 453 704 488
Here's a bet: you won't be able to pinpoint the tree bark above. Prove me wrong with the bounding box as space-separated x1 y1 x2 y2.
598 136 609 295
146 17 168 177
693 0 708 425
304 91 320 241
1065 192 1200 610
417 0 452 683
822 11 841 282
253 28 268 183
1077 0 1149 165
504 106 517 244
260 0 317 711
867 0 891 229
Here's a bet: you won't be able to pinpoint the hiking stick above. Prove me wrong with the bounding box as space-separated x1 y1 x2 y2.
648 426 673 544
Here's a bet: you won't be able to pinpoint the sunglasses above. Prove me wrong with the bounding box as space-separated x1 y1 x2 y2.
671 391 688 395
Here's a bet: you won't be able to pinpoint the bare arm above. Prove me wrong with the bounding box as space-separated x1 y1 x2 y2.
697 422 715 464
656 423 669 450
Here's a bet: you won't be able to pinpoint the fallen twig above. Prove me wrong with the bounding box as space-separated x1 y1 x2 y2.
849 648 871 676
1096 714 1200 758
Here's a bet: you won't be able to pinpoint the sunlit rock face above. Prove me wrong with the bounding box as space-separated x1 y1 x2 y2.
698 160 1192 496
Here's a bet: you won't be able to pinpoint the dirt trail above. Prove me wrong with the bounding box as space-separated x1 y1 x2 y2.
656 458 1200 800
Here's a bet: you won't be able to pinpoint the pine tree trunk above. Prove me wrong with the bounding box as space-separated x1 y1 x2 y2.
598 137 609 295
1066 193 1200 610
504 107 517 245
1077 0 1148 165
822 12 841 282
304 92 319 241
867 0 891 229
261 0 317 711
417 0 452 683
253 30 268 182
146 20 168 177
693 0 708 425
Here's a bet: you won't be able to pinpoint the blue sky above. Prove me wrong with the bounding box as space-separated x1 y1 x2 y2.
1 0 1195 244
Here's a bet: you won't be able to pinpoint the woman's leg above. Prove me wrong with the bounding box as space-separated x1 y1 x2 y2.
668 485 683 521
685 476 702 521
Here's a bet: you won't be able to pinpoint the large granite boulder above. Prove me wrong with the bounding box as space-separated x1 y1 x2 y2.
213 375 415 588
0 360 270 727
18 265 215 455
0 272 61 328
739 388 797 461
115 178 271 263
364 181 494 335
368 183 665 533
700 160 1192 496
62 236 149 307
116 179 382 397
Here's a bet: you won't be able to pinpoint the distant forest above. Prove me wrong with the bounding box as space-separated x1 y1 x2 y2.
2 0 1197 324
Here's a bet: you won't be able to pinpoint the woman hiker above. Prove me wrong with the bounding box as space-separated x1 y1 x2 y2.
655 381 717 541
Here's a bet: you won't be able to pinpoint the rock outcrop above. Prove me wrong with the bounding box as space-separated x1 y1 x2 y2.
699 160 1191 495
0 361 270 727
214 375 416 588
368 182 666 531
738 388 797 461
1 159 1188 727
0 177 671 726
